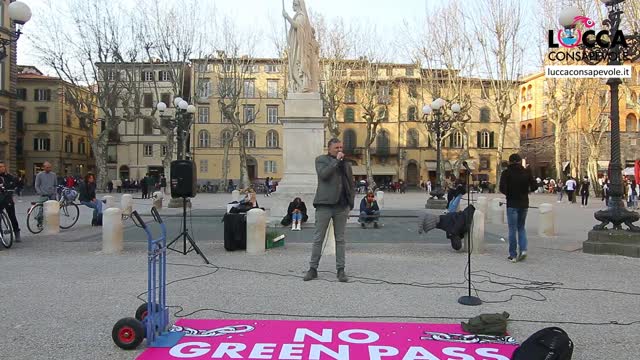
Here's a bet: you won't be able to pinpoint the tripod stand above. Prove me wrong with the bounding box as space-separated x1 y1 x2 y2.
458 162 482 306
167 197 210 264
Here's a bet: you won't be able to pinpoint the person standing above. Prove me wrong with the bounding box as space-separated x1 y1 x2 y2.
499 154 536 263
427 179 432 194
602 180 610 206
264 177 271 197
556 179 564 202
160 175 167 194
35 161 57 201
565 176 577 204
304 138 355 282
15 174 24 201
141 174 149 199
580 176 591 207
0 161 21 242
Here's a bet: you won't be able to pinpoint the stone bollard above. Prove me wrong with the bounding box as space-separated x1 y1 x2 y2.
376 191 384 209
102 208 123 254
538 203 555 237
232 190 240 203
43 200 60 235
102 195 115 210
246 208 266 254
489 198 505 224
322 219 336 256
152 191 163 209
477 197 488 215
121 194 133 217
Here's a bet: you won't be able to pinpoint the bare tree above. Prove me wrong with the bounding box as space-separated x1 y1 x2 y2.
580 81 610 196
474 0 525 186
31 0 137 190
403 1 475 184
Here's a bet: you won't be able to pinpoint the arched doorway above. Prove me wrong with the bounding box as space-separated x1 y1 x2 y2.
406 161 419 186
246 157 257 181
119 165 130 180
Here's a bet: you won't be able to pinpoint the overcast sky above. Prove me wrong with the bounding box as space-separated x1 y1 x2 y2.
17 0 541 75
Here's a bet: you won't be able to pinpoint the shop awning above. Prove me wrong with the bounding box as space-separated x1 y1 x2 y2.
351 165 397 176
424 160 453 171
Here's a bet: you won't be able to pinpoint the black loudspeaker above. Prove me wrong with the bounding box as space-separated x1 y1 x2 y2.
170 160 197 198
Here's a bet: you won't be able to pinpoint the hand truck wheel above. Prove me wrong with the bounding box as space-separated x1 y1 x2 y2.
135 302 160 321
112 317 144 350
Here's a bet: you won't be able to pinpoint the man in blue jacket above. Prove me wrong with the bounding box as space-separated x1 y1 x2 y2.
359 191 380 228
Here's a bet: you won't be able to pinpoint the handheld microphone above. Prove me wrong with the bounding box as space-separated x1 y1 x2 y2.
462 161 470 170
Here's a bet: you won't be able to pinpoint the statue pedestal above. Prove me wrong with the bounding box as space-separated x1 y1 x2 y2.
269 93 325 224
583 230 640 258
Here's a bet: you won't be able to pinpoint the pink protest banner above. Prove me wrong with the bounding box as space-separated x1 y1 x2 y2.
137 319 518 360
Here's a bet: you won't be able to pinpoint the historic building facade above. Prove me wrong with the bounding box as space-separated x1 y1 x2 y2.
0 0 18 172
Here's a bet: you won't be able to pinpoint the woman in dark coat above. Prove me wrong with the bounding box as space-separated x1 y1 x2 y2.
281 197 308 230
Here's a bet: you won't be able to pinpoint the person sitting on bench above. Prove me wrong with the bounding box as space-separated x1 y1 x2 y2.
418 205 476 250
79 173 103 226
359 191 380 228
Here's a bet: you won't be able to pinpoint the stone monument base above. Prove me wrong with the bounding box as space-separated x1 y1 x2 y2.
583 230 640 258
425 198 447 210
167 197 191 209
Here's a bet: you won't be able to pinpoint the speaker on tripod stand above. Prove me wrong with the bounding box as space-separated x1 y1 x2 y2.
167 160 209 264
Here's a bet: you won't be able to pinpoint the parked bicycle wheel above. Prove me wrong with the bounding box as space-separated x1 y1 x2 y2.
59 202 80 229
26 203 44 234
0 212 14 248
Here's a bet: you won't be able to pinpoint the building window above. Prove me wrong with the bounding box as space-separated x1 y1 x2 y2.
244 130 256 147
16 88 27 100
378 108 387 122
16 138 23 155
221 130 233 147
159 71 171 82
626 114 638 132
526 124 533 139
242 64 257 73
267 80 279 98
520 125 527 139
143 118 153 135
198 107 209 123
542 120 549 136
199 80 213 98
143 144 153 156
34 137 51 151
16 111 23 131
526 106 532 121
408 106 417 121
479 155 490 170
526 85 533 101
479 107 490 123
376 130 390 155
161 145 168 157
161 93 171 106
244 105 255 123
378 85 390 104
344 107 355 122
38 111 48 124
265 64 280 73
266 130 279 148
107 70 117 81
406 129 419 148
142 71 154 82
221 110 232 123
66 114 72 127
267 106 278 124
34 89 51 101
78 139 86 154
408 85 418 98
243 79 255 98
343 129 357 154
200 160 208 173
143 93 153 108
451 131 463 148
477 130 493 149
264 160 277 173
345 85 355 103
405 67 414 76
198 130 210 147
64 137 73 153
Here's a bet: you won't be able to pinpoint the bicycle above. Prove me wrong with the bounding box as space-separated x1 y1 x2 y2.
26 186 80 234
0 189 15 248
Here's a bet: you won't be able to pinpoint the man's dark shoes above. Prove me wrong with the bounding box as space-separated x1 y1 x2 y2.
373 222 379 229
303 268 317 281
337 268 348 282
360 222 365 229
14 231 20 243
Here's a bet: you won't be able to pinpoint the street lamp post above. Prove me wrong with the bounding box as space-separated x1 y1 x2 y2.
561 0 640 232
157 97 197 161
0 1 31 61
422 99 460 207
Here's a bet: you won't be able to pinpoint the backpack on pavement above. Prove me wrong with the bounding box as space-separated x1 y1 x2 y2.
512 327 573 360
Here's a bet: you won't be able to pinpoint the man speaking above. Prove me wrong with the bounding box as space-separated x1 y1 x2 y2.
304 138 355 282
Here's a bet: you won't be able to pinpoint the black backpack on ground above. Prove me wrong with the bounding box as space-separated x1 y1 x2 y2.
512 327 573 360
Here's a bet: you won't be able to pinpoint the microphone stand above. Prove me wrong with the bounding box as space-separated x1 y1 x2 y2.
458 163 482 306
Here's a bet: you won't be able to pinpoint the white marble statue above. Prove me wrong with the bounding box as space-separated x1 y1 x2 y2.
283 0 320 93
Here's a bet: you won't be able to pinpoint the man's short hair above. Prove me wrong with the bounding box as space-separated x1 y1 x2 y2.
327 138 342 147
508 153 522 164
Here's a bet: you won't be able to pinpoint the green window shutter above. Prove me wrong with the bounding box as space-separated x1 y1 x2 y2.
489 131 495 148
476 132 481 148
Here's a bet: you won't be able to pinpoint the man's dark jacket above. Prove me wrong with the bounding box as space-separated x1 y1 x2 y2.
499 164 537 209
0 172 16 204
313 155 355 209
